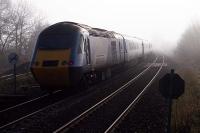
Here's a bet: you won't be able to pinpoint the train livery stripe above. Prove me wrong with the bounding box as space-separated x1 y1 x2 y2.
34 49 71 67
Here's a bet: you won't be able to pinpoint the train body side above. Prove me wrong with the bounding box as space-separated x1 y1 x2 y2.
123 36 143 61
30 22 152 90
88 36 126 70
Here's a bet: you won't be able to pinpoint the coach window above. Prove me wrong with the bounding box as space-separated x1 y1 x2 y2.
84 39 87 52
84 38 91 64
119 41 123 50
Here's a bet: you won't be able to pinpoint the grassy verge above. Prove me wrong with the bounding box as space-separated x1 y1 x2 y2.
0 73 38 95
172 66 200 132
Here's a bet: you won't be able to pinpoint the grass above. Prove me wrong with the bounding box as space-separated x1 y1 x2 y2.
172 66 200 133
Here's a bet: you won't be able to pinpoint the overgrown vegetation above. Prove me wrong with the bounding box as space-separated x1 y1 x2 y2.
172 22 200 132
172 67 200 132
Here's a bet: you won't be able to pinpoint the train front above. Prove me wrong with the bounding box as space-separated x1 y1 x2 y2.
30 23 83 90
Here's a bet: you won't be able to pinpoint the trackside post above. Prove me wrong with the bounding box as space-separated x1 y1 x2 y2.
8 53 19 94
159 69 185 133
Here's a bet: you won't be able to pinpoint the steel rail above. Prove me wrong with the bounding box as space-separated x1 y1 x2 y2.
53 57 158 133
0 90 61 113
0 74 13 79
104 56 164 133
0 90 62 129
0 72 31 80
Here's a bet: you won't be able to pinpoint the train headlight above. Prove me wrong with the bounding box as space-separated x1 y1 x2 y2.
68 60 74 65
62 60 68 65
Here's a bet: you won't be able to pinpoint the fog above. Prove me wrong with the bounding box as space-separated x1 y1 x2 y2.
15 0 198 52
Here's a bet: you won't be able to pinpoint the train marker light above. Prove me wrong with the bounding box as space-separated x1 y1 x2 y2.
62 60 68 65
68 60 73 65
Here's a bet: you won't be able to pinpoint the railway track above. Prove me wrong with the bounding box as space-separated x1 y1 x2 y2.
0 89 70 129
0 56 158 132
115 63 169 132
105 56 164 133
0 72 31 80
54 56 164 133
0 71 43 110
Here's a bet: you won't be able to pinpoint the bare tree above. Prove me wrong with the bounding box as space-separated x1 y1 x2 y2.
8 1 33 54
0 0 48 72
0 0 14 53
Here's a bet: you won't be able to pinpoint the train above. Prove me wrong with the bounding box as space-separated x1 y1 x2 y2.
30 22 152 90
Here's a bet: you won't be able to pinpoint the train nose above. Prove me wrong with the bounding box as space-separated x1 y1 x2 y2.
31 49 71 89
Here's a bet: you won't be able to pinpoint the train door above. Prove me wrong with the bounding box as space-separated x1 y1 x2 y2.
119 39 125 63
84 38 91 65
111 41 117 64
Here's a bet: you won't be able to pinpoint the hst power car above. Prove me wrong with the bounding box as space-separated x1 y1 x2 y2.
30 22 152 90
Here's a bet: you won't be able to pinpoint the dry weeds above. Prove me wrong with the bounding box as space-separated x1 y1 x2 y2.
172 66 200 133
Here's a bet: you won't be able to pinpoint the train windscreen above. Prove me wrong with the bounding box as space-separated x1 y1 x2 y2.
38 34 77 49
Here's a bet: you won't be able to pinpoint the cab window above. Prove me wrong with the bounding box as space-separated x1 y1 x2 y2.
78 35 84 54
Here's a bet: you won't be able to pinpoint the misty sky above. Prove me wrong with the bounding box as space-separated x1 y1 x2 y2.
15 0 200 51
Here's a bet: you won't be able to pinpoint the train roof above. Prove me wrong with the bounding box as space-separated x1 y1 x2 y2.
61 22 116 38
49 22 149 43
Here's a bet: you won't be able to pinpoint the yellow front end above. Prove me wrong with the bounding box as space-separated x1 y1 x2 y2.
31 49 71 89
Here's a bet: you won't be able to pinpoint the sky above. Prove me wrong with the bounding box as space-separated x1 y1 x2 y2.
15 0 200 51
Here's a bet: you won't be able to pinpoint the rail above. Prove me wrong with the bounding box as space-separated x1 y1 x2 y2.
104 56 164 133
0 90 62 129
0 72 31 80
53 57 158 133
